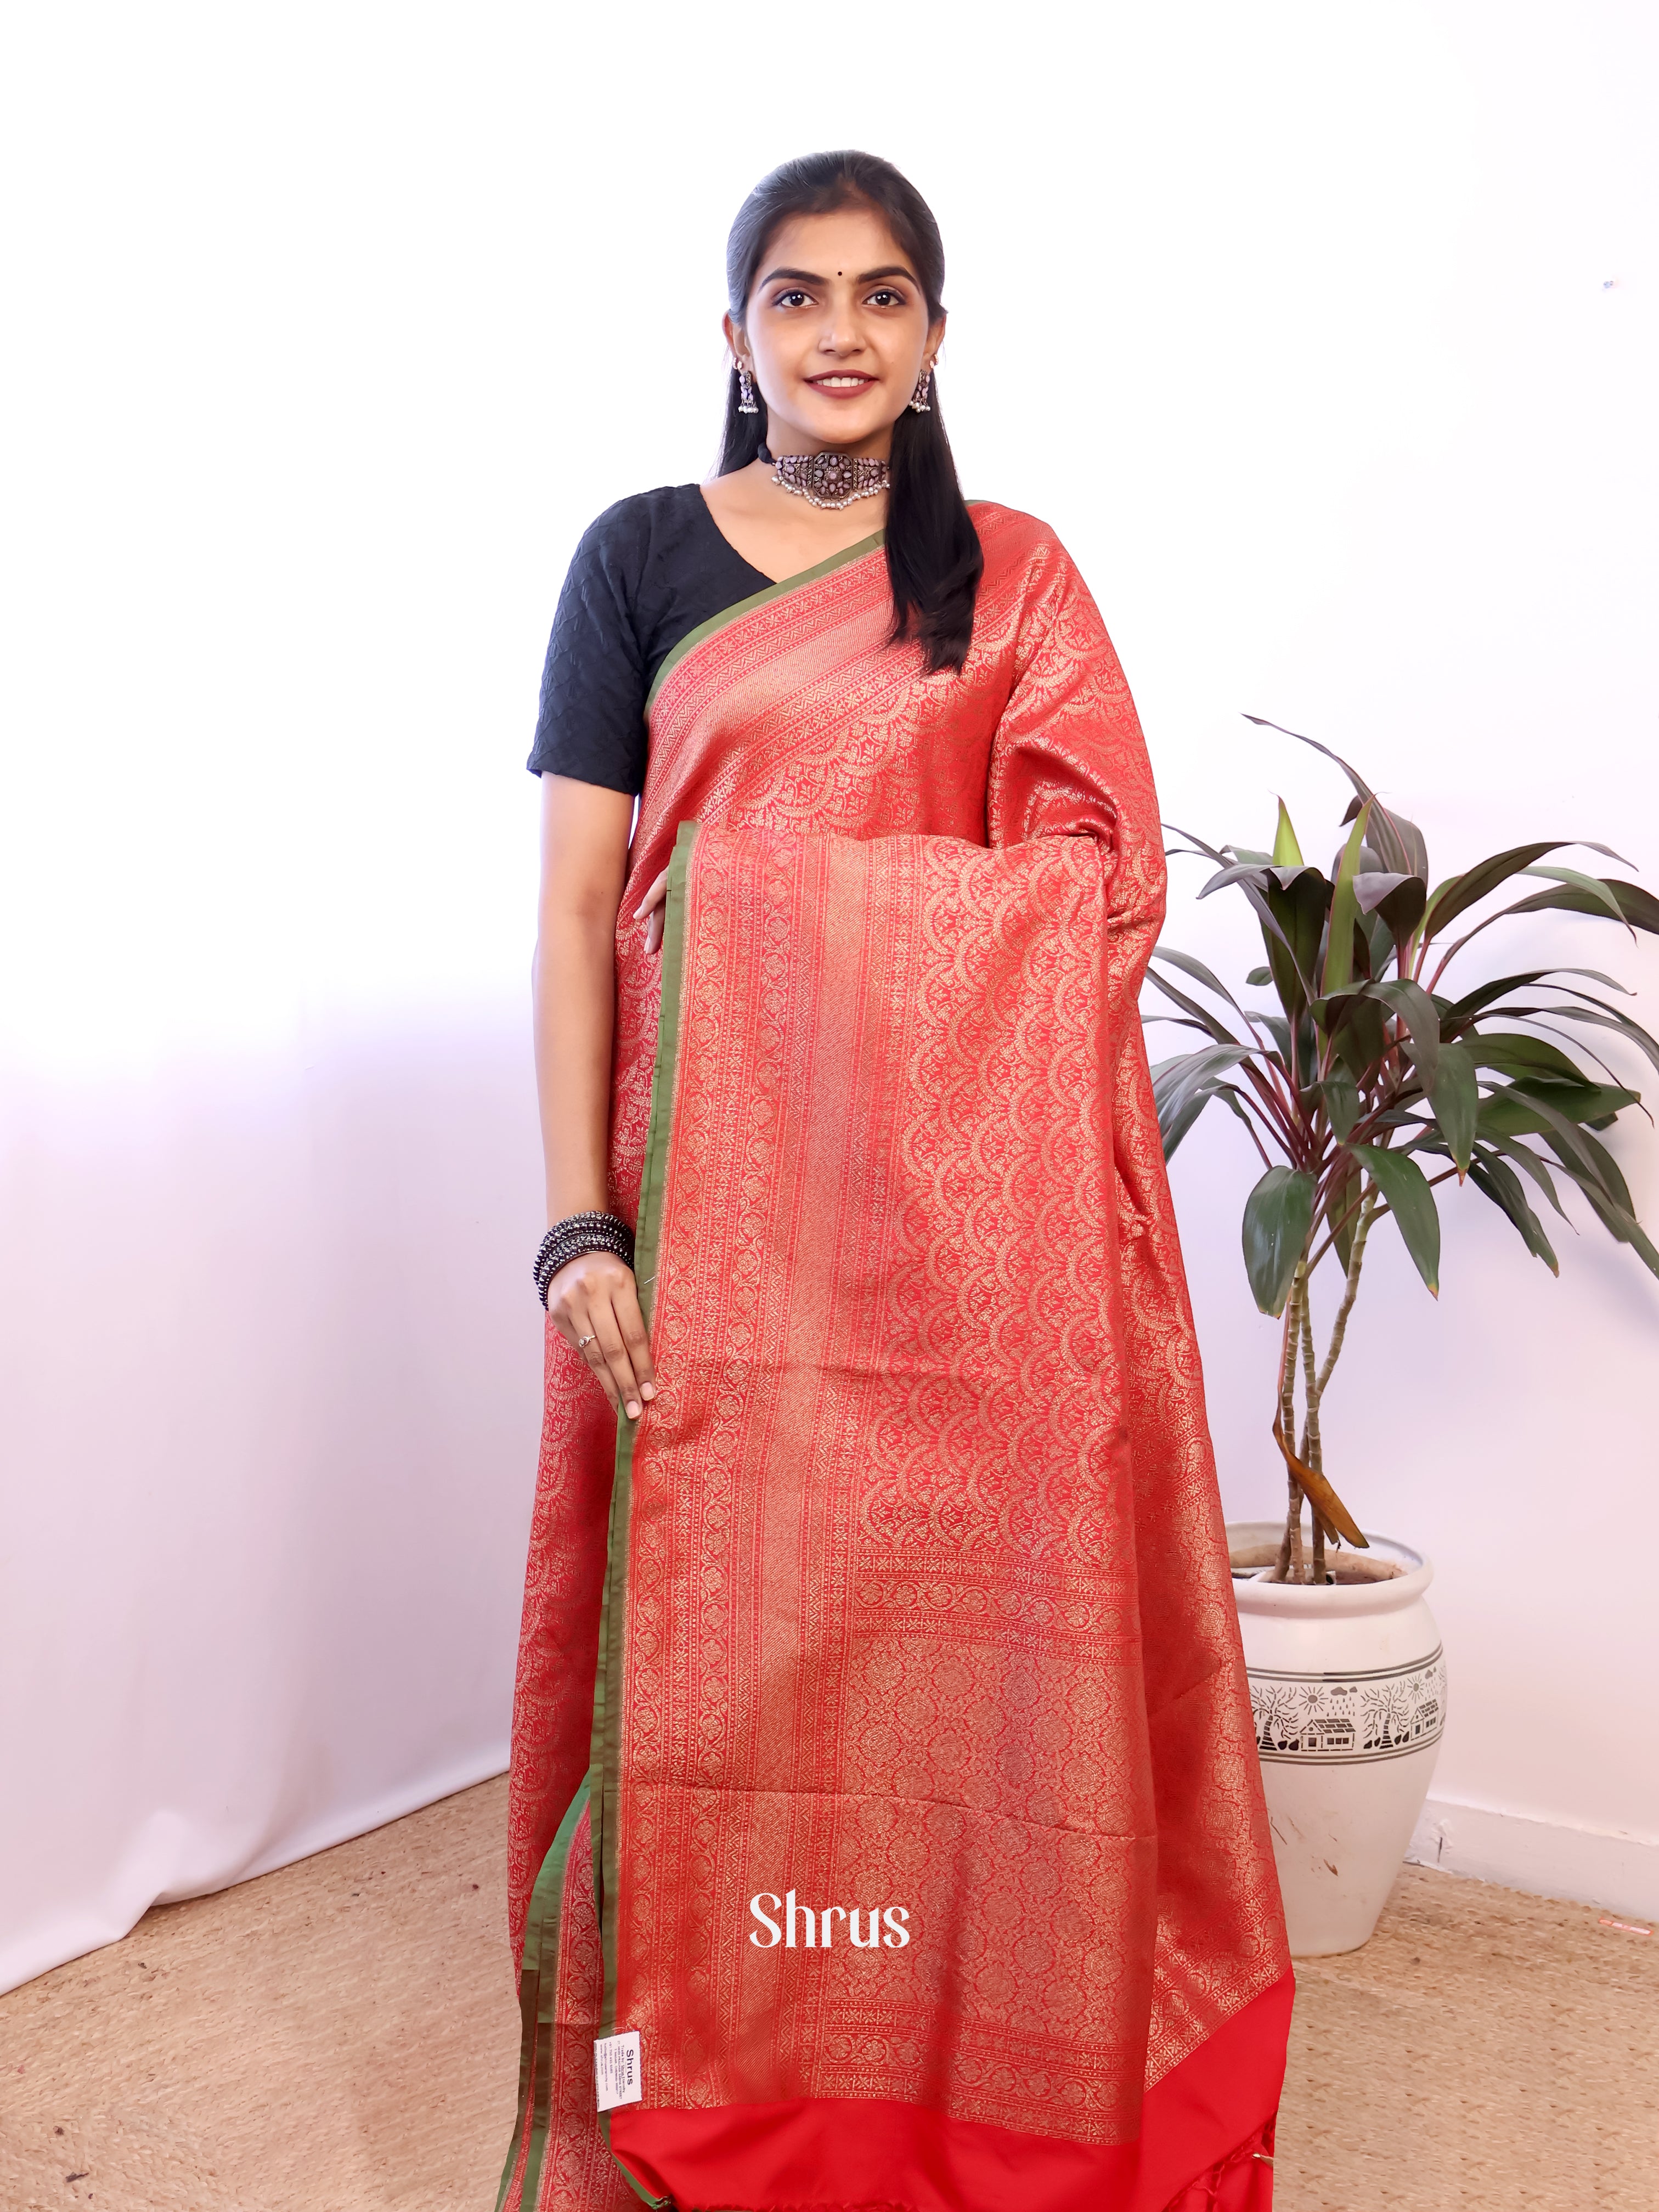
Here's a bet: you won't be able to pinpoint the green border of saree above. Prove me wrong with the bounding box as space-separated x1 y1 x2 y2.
499 823 695 2212
494 1779 591 2212
644 528 885 714
590 820 696 2207
644 501 994 713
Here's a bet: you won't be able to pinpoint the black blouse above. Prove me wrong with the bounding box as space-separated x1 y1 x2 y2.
527 485 774 795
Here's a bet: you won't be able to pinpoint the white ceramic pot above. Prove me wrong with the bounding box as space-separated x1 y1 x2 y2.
1227 1521 1446 1957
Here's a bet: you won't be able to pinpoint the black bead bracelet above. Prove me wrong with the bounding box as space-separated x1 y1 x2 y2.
535 1211 636 1307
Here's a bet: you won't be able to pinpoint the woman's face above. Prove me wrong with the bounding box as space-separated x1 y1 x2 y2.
727 204 945 458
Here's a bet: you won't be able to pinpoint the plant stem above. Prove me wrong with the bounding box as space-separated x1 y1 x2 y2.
1316 1186 1380 1397
1275 1267 1307 1583
1297 1277 1327 1584
1298 1272 1320 1463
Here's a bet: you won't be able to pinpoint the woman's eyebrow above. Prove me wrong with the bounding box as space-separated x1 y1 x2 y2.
758 264 920 287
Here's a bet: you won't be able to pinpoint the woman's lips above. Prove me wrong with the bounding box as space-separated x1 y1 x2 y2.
807 374 876 394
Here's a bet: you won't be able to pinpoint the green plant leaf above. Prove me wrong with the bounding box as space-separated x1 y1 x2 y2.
1272 799 1304 867
1262 870 1330 1020
1143 963 1245 1047
1153 1041 1256 1101
1353 1143 1441 1294
1428 1039 1480 1173
1540 1110 1638 1214
1592 1200 1659 1277
1367 977 1441 1090
1477 1131 1568 1220
1324 990 1390 1085
1322 802 1371 996
1488 1088 1640 1226
1328 1149 1362 1274
1155 1070 1271 1161
1162 821 1231 865
1467 1154 1560 1272
1243 716 1429 877
1153 1044 1259 1152
1213 1082 1262 1135
1421 841 1628 943
1442 968 1633 1023
1246 966 1272 987
1242 1166 1316 1316
1480 1082 1640 1138
1534 1002 1659 1082
1505 877 1659 934
1200 865 1323 1026
1321 1066 1361 1142
1471 1033 1588 1085
1532 1138 1659 1277
1254 1012 1293 1069
1354 872 1430 938
1363 911 1395 980
1149 945 1253 1018
1495 1015 1627 1089
1261 921 1306 1026
1521 865 1633 928
1160 1084 1219 1159
1198 861 1272 898
1354 871 1409 912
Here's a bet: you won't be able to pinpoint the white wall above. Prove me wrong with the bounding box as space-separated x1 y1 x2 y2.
3 2 1655 1990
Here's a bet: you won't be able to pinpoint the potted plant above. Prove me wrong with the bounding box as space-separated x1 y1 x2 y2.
1149 719 1658 1953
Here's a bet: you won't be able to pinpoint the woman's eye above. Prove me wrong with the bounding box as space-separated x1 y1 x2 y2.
774 289 810 308
866 289 905 307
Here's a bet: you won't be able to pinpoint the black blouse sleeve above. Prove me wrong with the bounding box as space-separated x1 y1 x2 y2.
527 500 650 795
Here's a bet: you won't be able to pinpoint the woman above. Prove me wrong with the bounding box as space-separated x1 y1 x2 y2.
500 151 1290 2212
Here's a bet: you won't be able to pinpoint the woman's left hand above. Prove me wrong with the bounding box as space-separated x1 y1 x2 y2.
633 870 670 955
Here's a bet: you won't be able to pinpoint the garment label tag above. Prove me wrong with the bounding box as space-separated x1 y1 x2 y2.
594 2029 643 2112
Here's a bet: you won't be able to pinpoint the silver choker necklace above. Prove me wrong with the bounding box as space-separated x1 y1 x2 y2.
772 450 889 510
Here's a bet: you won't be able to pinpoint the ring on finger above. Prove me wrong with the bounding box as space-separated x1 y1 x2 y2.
577 1333 596 1348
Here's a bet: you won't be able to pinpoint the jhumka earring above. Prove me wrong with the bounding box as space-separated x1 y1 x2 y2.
737 362 759 415
908 364 933 413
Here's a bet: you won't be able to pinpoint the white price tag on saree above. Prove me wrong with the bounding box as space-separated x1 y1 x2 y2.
594 2029 643 2112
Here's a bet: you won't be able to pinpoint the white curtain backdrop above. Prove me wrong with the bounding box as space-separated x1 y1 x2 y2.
4 1 1656 1993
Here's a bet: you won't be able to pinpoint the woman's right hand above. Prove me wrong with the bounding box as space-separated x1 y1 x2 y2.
546 1249 657 1421
633 868 671 955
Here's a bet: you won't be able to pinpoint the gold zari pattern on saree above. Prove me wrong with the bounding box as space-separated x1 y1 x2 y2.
501 506 1288 2209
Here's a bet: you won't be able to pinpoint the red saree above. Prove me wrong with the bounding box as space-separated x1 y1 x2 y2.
501 505 1291 2212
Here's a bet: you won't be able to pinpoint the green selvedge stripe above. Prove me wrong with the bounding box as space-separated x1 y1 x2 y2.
642 499 995 717
589 820 697 2212
644 530 885 715
495 1780 589 2212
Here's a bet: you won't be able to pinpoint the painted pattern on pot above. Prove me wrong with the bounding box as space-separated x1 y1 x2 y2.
1249 1647 1447 1764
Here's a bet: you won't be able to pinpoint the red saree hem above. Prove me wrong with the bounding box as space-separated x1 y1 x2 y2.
610 1974 1291 2212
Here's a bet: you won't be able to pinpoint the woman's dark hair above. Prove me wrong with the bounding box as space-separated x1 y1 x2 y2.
720 151 983 675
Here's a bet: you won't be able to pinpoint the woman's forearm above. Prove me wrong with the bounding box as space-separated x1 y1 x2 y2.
533 906 620 1223
533 774 655 1419
533 775 636 1228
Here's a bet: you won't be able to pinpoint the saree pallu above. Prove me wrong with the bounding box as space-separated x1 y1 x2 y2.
502 506 1291 2212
